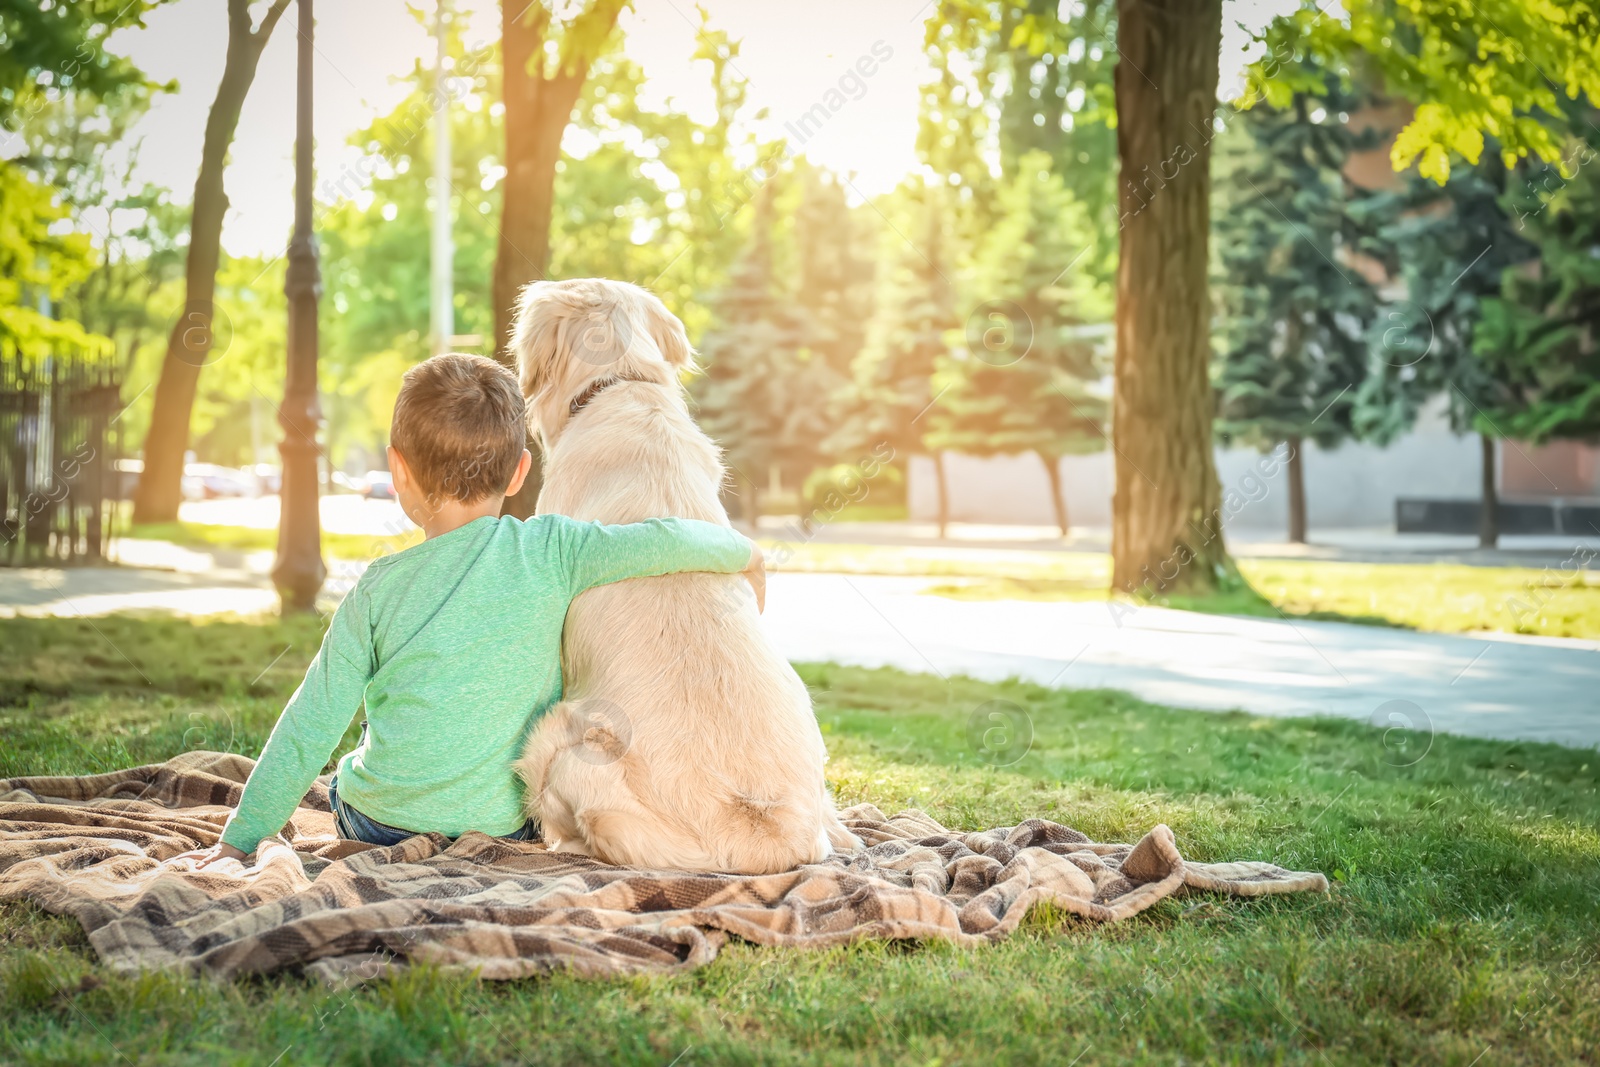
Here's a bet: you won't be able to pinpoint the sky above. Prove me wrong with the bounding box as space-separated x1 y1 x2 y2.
105 0 1298 258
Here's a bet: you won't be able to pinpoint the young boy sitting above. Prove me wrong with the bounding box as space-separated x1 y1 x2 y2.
186 353 762 866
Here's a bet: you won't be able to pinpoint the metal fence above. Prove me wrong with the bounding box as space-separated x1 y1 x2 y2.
0 346 124 566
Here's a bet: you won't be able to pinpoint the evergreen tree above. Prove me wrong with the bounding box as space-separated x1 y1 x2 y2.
927 152 1108 537
837 185 958 533
1475 132 1600 451
695 182 803 526
1355 149 1539 547
919 0 1118 287
786 165 874 493
1212 80 1385 544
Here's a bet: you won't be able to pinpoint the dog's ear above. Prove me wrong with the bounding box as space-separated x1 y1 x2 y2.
637 288 696 371
510 281 562 403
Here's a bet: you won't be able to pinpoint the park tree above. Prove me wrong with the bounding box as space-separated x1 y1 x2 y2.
1355 151 1539 547
839 185 957 533
1475 131 1600 452
1212 78 1386 544
696 183 803 526
1255 1 1600 184
1110 0 1227 592
132 0 293 523
928 153 1108 537
789 164 873 488
494 0 638 517
0 0 163 351
1103 0 1599 594
493 0 627 353
919 0 1117 285
794 166 873 394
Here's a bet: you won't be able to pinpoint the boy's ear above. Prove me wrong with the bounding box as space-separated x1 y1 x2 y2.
387 445 409 491
637 288 695 371
504 448 533 500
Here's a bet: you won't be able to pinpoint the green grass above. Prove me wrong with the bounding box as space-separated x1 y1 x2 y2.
913 557 1600 639
2 614 1597 1065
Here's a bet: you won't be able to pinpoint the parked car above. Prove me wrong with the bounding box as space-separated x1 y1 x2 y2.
247 464 282 495
181 463 254 501
362 471 396 500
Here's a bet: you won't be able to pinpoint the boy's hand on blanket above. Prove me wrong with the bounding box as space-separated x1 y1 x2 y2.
743 539 765 614
176 842 247 869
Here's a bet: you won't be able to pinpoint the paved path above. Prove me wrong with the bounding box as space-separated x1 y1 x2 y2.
766 574 1600 751
4 558 1596 750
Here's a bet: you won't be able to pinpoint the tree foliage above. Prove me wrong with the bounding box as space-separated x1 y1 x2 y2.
1213 78 1385 452
1475 132 1600 442
1253 0 1600 182
0 0 167 351
928 153 1108 469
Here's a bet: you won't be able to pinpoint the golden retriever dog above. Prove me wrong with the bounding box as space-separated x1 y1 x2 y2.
509 278 859 874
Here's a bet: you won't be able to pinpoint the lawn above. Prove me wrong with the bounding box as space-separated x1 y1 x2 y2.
777 543 1600 640
2 614 1597 1065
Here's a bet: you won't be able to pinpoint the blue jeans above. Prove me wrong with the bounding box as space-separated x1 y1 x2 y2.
327 775 538 847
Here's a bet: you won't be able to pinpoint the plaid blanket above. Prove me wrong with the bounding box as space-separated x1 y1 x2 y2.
0 751 1327 982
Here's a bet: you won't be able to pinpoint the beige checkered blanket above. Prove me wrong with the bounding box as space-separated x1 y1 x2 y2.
0 751 1327 981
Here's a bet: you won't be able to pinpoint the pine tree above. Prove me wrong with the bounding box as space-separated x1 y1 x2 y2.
927 152 1109 537
836 185 958 533
1475 133 1600 450
786 165 874 492
695 182 803 526
1355 149 1539 547
1212 80 1385 544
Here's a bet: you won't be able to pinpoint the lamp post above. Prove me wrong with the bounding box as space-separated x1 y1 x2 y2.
272 0 326 613
430 0 453 356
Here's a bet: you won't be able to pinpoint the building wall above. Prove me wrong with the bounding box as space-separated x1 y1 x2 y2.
909 399 1497 530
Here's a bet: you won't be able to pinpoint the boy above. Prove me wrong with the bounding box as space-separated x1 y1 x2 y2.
186 353 762 865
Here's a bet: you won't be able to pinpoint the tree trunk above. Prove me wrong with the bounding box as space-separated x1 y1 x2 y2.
493 2 622 518
933 451 950 539
1285 436 1306 544
132 0 287 524
1110 0 1227 594
1041 452 1069 538
1479 432 1498 549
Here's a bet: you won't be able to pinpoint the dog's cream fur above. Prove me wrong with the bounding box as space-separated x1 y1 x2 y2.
509 278 859 874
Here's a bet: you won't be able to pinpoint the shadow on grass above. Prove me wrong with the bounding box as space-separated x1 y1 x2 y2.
921 574 1409 630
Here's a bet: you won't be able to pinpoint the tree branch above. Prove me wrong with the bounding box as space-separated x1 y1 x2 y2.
254 0 294 43
555 0 627 80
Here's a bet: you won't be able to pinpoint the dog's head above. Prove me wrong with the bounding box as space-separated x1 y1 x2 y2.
509 278 694 448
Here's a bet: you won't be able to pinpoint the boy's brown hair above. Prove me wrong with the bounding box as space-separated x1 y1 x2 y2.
390 353 525 504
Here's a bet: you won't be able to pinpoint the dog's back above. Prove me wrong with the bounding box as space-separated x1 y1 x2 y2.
517 377 857 873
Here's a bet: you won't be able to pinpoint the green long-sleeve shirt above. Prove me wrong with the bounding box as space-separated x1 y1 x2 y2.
220 514 753 854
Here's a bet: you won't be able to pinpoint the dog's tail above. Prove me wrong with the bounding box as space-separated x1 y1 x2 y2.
710 790 856 872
